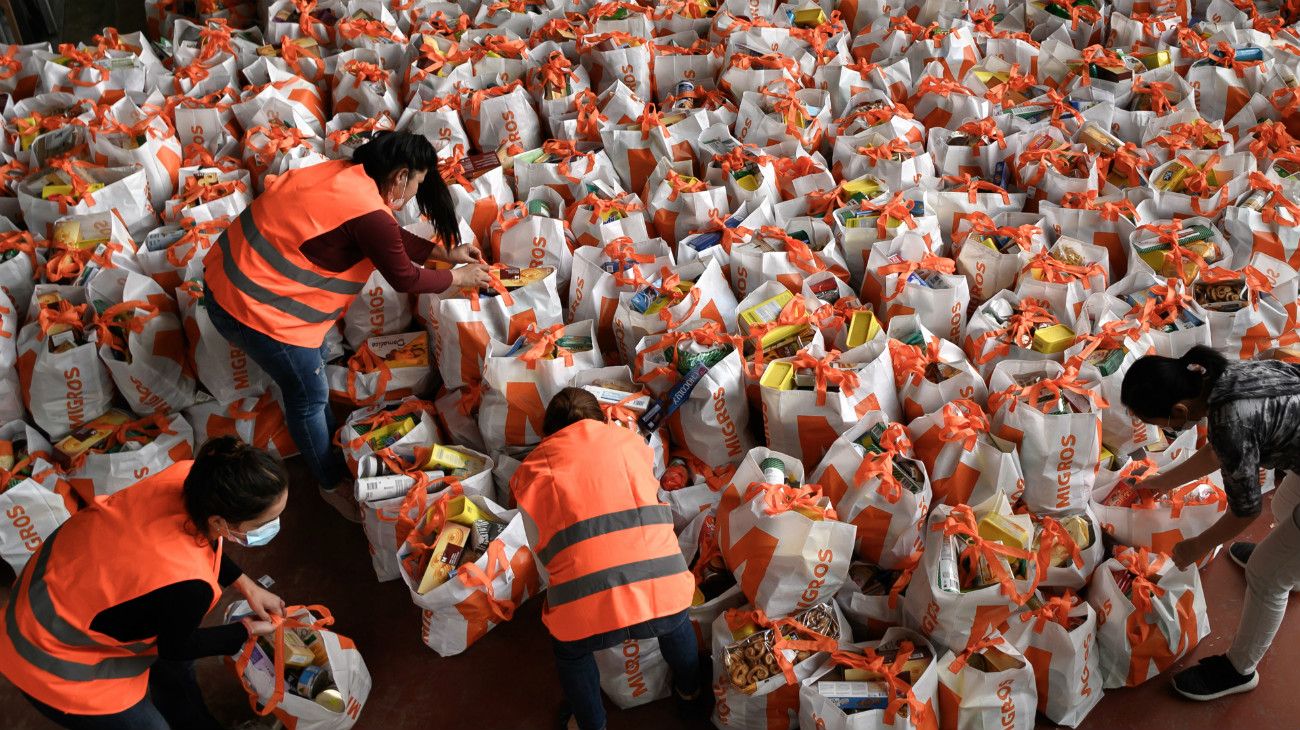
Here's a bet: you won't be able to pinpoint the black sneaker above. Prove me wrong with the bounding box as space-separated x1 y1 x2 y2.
1173 655 1258 701
1229 542 1256 569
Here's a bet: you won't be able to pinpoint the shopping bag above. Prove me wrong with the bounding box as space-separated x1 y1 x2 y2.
184 392 297 460
907 399 1024 508
0 422 75 573
396 488 543 656
633 320 753 468
901 497 1038 653
1091 459 1227 565
1086 547 1209 689
61 412 194 500
611 256 737 366
16 286 117 438
717 448 857 617
887 324 987 422
711 601 850 730
341 270 413 351
175 280 272 406
986 360 1105 517
811 417 931 571
1003 594 1103 729
90 269 198 416
357 444 495 583
1064 318 1161 457
759 341 900 468
799 627 941 730
596 637 672 709
232 605 372 730
936 631 1037 730
478 321 605 454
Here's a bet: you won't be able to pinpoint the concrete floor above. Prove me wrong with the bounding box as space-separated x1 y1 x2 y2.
0 461 1295 730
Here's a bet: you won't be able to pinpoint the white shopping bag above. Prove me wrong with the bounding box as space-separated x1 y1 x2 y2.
611 256 738 366
61 412 194 500
935 631 1037 730
633 320 753 468
184 393 297 460
89 269 198 416
1004 594 1103 728
232 605 372 730
175 280 272 407
799 627 941 730
717 448 857 617
396 488 543 656
760 340 900 469
811 416 931 571
342 270 412 350
902 497 1038 653
596 637 672 709
17 286 117 438
1091 460 1227 564
908 399 1024 508
1086 547 1209 689
478 320 605 454
986 360 1105 517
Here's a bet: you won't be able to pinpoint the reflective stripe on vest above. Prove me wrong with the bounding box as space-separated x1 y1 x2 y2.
215 206 363 324
535 504 687 608
5 530 155 682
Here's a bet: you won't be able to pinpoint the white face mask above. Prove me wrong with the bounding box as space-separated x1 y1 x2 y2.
226 518 281 547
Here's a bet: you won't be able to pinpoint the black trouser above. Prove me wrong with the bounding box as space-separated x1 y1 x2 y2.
22 659 223 730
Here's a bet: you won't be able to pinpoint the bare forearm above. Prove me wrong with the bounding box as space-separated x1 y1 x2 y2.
1149 444 1221 492
1196 511 1257 550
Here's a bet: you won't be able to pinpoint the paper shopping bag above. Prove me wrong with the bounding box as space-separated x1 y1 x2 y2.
1004 593 1103 728
936 631 1037 730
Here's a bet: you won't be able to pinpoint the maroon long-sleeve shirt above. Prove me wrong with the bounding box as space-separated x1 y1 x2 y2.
299 210 453 293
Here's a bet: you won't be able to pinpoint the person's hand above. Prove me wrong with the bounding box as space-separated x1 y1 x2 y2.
447 243 484 265
241 617 277 637
1173 536 1211 570
451 263 492 291
1136 471 1174 493
239 579 286 621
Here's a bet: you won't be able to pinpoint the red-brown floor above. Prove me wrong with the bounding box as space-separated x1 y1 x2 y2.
1 466 1294 730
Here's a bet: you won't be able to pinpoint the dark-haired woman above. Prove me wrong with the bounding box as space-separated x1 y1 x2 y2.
203 131 490 520
510 388 702 730
0 437 290 729
1121 345 1300 701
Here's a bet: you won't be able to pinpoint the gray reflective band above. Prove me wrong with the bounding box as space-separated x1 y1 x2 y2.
537 505 674 566
5 531 157 682
234 207 366 296
218 233 345 324
545 553 689 608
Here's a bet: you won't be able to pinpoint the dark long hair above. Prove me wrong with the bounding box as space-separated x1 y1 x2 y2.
351 130 461 248
183 437 288 539
543 387 606 436
1121 345 1229 420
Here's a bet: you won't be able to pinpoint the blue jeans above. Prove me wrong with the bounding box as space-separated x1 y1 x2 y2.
204 289 346 488
552 609 700 730
22 659 222 730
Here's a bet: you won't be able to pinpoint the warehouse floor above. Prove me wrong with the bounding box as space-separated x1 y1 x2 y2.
0 463 1295 730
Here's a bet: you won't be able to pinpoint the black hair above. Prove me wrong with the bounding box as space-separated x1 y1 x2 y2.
351 130 462 249
183 437 289 538
544 387 606 436
1120 345 1230 421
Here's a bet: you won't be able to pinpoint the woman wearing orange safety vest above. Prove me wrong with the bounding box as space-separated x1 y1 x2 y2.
510 388 705 730
0 437 290 730
202 131 491 521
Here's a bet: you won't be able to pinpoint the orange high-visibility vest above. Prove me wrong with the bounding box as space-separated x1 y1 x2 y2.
203 159 391 348
0 462 222 715
510 420 693 642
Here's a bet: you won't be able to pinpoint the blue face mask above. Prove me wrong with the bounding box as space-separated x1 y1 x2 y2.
227 518 281 547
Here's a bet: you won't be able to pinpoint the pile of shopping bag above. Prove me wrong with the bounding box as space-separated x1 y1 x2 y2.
8 0 1300 725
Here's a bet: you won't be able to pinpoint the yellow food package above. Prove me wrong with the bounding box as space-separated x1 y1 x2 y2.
978 512 1033 550
1031 324 1075 354
760 361 795 391
740 290 804 348
425 444 474 472
444 495 484 526
42 182 104 201
845 310 881 349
